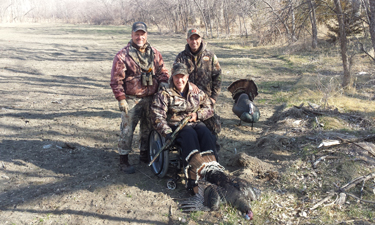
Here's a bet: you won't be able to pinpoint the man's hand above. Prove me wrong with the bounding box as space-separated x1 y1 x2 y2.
158 82 169 91
118 99 129 114
188 112 197 122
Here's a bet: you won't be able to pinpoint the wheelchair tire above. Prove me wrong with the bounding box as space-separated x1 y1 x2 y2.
148 130 169 178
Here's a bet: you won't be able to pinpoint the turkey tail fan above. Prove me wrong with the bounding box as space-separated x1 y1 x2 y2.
184 150 224 183
227 79 258 101
178 180 225 212
199 150 217 163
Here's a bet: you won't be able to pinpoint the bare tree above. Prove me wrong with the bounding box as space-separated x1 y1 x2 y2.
289 0 297 42
366 0 375 54
308 0 318 48
334 0 351 87
262 0 291 40
193 0 209 37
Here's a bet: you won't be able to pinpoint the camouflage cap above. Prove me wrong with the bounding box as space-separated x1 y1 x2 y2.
172 63 189 76
187 28 201 38
132 22 147 32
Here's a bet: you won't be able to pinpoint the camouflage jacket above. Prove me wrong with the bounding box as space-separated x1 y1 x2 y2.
174 41 221 101
110 41 169 101
151 81 214 136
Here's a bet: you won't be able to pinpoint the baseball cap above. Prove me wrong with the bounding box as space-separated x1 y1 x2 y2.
187 28 201 38
172 63 189 76
132 22 147 32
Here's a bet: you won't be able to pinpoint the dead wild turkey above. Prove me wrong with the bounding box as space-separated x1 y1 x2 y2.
227 79 260 126
179 150 260 220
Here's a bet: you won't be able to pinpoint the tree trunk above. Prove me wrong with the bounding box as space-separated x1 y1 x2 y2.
223 0 231 36
193 0 209 37
243 16 248 38
239 15 242 36
205 0 213 38
334 0 351 87
290 0 297 42
308 0 318 49
369 0 375 53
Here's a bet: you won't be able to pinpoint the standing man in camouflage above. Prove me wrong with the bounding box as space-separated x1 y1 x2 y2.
174 28 222 150
110 22 169 174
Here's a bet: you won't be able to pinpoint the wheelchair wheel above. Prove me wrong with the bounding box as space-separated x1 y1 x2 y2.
148 130 169 178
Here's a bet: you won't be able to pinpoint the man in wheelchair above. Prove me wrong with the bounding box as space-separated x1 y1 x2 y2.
150 63 218 191
150 63 259 220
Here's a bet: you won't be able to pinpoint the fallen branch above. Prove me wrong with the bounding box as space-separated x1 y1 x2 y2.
311 173 375 210
340 172 375 191
350 158 375 166
294 106 324 116
336 135 375 145
310 191 335 210
312 155 341 169
335 136 375 157
317 140 341 148
346 193 375 204
353 142 375 157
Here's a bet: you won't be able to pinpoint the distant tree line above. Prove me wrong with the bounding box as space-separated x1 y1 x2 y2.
0 0 373 44
1 0 374 86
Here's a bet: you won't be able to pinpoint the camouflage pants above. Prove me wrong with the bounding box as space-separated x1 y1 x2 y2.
118 95 152 156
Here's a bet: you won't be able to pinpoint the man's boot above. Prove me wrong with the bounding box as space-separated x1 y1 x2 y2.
119 155 135 174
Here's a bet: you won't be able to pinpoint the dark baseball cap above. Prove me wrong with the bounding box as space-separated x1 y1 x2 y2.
187 28 201 38
172 63 189 76
132 22 147 32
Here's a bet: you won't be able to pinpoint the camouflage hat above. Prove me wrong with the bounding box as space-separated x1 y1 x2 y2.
132 22 147 32
187 28 201 38
172 63 189 76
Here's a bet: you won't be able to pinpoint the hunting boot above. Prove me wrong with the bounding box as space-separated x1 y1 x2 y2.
119 155 135 174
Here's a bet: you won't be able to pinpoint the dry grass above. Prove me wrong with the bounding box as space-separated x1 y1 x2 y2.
211 35 375 224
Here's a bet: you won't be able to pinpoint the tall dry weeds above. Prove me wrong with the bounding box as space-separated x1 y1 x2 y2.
315 74 344 109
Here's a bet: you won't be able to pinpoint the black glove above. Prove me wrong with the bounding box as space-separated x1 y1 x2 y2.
165 133 173 141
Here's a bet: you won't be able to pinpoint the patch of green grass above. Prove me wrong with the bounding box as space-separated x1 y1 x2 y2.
300 144 316 159
256 98 267 104
271 91 289 104
189 211 204 221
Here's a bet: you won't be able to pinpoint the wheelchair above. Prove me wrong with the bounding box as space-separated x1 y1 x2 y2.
148 130 183 190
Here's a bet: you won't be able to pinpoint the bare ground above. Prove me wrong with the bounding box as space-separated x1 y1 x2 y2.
1 23 375 225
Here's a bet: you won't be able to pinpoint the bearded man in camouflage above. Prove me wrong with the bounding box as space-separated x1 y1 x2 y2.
174 28 222 151
151 63 217 165
110 22 169 174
